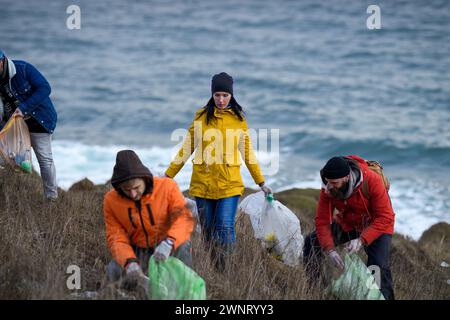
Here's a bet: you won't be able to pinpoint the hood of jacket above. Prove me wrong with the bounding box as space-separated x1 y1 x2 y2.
111 150 153 197
2 56 16 80
7 57 16 79
0 57 17 115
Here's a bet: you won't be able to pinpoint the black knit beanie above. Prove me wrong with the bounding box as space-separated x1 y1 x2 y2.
211 72 233 95
322 156 350 180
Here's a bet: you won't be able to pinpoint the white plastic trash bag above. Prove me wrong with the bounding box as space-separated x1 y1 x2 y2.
185 197 201 234
239 191 304 266
185 197 198 219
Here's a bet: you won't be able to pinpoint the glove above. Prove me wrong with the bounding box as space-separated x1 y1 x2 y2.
125 262 144 277
123 262 149 293
185 197 198 219
259 182 273 196
154 239 173 261
327 250 345 271
345 238 363 254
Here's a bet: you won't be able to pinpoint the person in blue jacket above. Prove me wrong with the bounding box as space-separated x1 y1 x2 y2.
0 49 58 200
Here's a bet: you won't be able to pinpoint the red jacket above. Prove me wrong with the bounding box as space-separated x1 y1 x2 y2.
315 155 395 251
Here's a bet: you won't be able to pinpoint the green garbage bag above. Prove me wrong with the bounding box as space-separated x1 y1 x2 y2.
148 256 206 300
329 253 385 300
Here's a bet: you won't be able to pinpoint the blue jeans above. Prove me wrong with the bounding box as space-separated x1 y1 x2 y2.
195 196 240 246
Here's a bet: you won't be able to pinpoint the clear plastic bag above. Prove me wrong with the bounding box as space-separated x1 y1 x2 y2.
239 191 304 266
0 110 32 173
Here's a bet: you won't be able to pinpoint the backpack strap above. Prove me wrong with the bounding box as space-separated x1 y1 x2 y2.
358 187 372 222
361 179 370 200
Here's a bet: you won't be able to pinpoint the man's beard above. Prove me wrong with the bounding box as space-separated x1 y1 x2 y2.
328 182 349 199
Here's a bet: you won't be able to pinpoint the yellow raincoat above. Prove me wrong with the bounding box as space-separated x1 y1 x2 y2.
165 107 265 199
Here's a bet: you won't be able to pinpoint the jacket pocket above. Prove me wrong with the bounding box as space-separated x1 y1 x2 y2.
191 162 210 190
128 208 137 228
126 207 138 238
224 163 242 188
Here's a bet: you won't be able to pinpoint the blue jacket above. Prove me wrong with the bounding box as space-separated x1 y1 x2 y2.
8 59 57 133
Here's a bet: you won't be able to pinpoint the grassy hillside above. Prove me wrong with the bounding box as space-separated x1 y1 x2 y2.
0 169 449 299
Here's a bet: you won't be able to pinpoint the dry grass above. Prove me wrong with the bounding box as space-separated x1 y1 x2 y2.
0 169 449 299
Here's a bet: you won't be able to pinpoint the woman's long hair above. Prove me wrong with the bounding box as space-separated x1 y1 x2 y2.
196 96 245 125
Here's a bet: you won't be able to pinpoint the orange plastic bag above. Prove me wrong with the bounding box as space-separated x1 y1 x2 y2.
0 110 32 173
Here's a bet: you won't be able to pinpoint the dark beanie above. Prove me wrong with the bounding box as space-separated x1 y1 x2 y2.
321 156 350 179
211 72 233 95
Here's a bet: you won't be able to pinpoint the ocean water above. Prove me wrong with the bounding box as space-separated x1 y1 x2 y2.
2 0 450 240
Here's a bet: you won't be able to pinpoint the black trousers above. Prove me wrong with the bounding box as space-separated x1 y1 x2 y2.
303 222 395 300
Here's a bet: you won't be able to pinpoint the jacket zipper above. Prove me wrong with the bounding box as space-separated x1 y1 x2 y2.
135 200 151 250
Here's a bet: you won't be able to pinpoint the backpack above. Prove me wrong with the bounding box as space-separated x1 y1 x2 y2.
361 160 390 199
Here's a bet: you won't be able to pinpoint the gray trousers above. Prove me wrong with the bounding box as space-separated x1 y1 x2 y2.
106 241 193 282
30 132 57 199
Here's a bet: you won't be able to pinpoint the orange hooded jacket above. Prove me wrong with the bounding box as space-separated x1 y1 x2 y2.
103 150 194 267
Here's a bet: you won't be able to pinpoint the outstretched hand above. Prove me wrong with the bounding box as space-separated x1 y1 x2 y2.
345 238 363 254
259 183 273 196
154 240 173 261
327 250 345 271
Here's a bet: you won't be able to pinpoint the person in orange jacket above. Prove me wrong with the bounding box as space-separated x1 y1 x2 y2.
104 150 194 282
303 155 395 300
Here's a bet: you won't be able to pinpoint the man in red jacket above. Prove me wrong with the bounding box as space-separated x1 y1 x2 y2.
303 155 395 300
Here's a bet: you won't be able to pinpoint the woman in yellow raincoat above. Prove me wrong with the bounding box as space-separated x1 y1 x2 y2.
165 72 272 268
